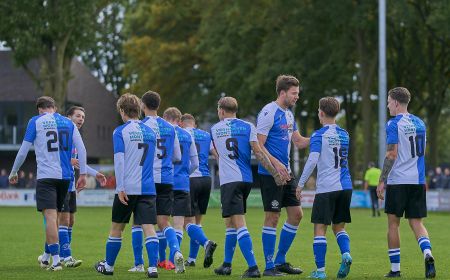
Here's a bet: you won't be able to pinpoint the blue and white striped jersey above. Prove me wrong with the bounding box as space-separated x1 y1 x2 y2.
211 118 257 185
256 102 298 175
386 114 426 185
309 124 352 194
113 120 157 195
142 116 180 185
23 112 84 180
186 127 211 178
173 126 197 191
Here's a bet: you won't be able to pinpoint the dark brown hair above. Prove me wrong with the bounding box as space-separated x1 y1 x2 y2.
66 106 85 117
116 93 141 118
388 87 411 105
319 97 340 118
276 75 299 95
36 96 56 110
141 90 161 110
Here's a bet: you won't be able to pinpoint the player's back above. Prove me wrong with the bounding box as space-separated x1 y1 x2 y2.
25 112 76 180
211 118 255 185
113 120 156 195
311 124 352 194
187 127 211 177
142 116 177 184
386 113 426 185
256 101 297 175
173 126 194 191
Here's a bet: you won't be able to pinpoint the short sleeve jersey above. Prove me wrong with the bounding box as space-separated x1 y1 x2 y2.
142 116 177 185
310 124 352 194
385 114 426 185
173 126 197 191
186 127 211 178
24 112 78 180
364 167 381 186
256 102 298 175
211 118 257 185
113 120 157 195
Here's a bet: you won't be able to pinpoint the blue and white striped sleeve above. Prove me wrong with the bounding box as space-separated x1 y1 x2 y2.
113 128 125 192
72 126 87 175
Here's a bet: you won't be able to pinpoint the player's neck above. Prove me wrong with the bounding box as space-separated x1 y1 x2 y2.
144 109 157 117
395 108 408 115
38 108 55 114
123 116 138 122
321 119 336 126
275 100 288 110
223 113 236 119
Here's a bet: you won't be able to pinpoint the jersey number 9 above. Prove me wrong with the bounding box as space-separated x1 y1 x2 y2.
226 138 239 159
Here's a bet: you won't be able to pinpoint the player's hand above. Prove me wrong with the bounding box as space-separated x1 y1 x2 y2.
118 191 129 205
96 172 107 187
273 173 287 186
76 174 87 193
295 186 303 201
272 159 291 181
71 158 80 170
376 181 385 200
8 172 18 184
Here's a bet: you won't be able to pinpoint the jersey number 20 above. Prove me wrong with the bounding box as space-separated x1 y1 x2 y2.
46 130 69 152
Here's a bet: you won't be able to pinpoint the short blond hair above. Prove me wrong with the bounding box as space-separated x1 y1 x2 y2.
163 107 182 121
218 96 238 113
181 113 196 123
116 93 141 118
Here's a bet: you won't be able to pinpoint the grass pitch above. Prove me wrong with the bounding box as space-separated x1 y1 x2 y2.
0 206 448 279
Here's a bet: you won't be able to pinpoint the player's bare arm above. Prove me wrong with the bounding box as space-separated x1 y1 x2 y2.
257 133 290 180
250 141 286 186
377 144 398 200
291 131 310 149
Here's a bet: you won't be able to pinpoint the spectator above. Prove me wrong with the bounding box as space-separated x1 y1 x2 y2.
26 172 37 189
0 169 8 188
429 166 446 189
364 161 381 217
443 167 450 190
17 170 27 188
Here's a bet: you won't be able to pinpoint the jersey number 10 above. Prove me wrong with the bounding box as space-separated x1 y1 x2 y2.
408 135 425 158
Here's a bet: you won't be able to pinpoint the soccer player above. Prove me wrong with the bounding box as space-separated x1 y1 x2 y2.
162 107 214 273
376 87 436 278
181 113 219 267
256 75 309 276
94 93 159 278
128 91 182 273
211 96 286 278
363 161 381 217
55 106 107 267
296 97 353 279
9 96 87 271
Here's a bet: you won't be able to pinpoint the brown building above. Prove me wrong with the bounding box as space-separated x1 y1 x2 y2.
0 51 118 173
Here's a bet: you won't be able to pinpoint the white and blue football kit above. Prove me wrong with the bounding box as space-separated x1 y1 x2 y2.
173 126 198 192
113 120 157 195
386 114 426 185
256 101 297 175
186 127 212 178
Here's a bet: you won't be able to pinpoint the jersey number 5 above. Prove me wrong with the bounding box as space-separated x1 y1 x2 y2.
157 139 166 159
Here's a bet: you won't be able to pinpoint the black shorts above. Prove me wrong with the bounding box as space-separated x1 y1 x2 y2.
60 191 77 213
172 190 192 217
36 179 70 212
112 194 157 225
311 190 352 225
220 182 252 218
156 183 173 216
189 177 211 215
259 174 300 212
385 184 427 219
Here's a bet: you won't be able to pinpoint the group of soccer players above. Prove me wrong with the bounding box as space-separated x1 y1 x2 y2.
8 74 436 279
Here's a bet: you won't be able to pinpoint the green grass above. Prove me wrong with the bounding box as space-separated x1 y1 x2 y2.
0 207 448 279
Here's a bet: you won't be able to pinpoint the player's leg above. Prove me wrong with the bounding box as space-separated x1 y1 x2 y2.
68 213 75 243
158 215 178 269
369 187 379 216
128 224 144 272
43 209 61 269
234 214 261 278
138 195 159 278
259 175 282 275
58 191 82 267
214 217 236 275
406 184 435 278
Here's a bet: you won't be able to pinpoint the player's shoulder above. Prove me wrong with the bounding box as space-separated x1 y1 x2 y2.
311 126 329 138
113 121 131 135
335 125 349 136
408 114 426 125
387 115 402 127
258 102 278 117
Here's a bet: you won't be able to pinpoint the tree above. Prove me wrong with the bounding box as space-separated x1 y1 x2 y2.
0 0 106 110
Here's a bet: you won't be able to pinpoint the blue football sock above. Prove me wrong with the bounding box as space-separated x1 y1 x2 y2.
58 226 71 259
418 236 432 256
68 227 72 244
224 228 237 265
237 227 257 268
45 242 50 254
48 243 60 265
189 239 200 260
145 236 159 267
335 230 350 255
131 226 144 266
186 223 208 247
164 227 180 262
106 236 122 267
262 226 276 269
274 222 298 265
313 236 327 271
157 231 167 262
175 229 184 247
388 248 400 272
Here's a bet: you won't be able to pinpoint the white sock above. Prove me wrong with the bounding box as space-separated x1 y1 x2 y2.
42 253 51 262
317 267 325 272
105 263 114 272
423 249 432 259
52 255 60 265
391 263 400 272
188 257 196 263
